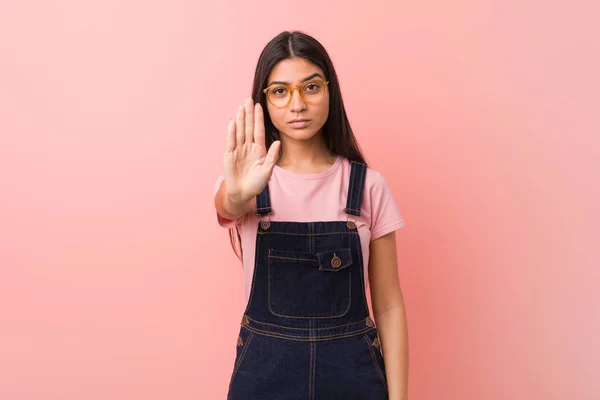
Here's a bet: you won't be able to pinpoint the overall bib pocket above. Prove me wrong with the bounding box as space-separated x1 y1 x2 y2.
267 248 353 318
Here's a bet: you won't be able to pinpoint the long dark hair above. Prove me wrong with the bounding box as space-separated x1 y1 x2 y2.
228 30 368 260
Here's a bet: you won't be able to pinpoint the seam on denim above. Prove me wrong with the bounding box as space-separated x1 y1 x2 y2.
356 163 366 215
311 223 315 258
308 336 313 399
269 255 317 262
311 340 316 399
353 233 371 315
231 332 255 384
267 252 273 318
246 315 373 330
311 326 318 400
244 325 373 341
243 234 262 317
347 162 356 215
259 232 359 236
307 222 311 253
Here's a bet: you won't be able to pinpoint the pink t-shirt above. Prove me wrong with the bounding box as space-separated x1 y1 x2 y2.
213 156 405 303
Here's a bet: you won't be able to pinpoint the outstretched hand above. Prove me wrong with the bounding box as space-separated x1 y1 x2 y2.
223 97 281 205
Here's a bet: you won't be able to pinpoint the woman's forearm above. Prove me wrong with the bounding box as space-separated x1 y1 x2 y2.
214 179 255 220
375 305 409 400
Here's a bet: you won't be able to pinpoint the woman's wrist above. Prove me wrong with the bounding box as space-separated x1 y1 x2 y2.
223 191 254 217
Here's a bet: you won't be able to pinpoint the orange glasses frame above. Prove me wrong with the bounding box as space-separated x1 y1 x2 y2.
263 80 330 108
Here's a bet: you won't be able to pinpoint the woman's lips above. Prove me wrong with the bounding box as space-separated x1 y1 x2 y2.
288 120 311 129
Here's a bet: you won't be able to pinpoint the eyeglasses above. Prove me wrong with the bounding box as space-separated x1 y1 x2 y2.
263 80 329 108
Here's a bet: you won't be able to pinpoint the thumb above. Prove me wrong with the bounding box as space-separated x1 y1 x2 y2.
263 141 281 170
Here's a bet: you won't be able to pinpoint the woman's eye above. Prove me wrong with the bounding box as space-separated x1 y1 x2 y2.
304 83 321 92
271 87 288 96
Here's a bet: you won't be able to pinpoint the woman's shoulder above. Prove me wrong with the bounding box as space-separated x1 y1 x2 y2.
341 156 404 234
340 156 389 190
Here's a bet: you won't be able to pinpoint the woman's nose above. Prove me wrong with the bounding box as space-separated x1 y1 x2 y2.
289 88 307 112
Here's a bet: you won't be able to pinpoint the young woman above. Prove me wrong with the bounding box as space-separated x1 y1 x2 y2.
214 31 409 400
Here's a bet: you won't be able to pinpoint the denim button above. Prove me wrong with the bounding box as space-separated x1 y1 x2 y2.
241 315 249 326
237 336 243 346
365 316 374 327
372 337 380 348
331 254 342 268
261 220 271 230
346 221 356 229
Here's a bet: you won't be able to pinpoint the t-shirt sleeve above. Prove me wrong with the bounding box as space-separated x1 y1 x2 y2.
213 175 242 229
368 172 406 241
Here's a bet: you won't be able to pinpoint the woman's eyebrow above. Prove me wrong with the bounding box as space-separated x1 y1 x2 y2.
268 73 323 86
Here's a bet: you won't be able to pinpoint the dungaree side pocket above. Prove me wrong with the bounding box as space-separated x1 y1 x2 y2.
229 326 255 386
363 328 388 392
267 248 353 318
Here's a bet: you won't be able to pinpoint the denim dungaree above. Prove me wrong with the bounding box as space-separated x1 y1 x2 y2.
227 161 389 399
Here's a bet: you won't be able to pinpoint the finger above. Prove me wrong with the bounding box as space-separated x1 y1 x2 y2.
226 119 235 153
235 104 245 147
254 102 266 148
244 97 254 143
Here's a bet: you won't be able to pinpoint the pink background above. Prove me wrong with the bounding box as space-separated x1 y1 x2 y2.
1 1 598 399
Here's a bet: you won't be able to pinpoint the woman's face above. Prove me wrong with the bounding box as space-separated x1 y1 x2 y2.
264 57 330 142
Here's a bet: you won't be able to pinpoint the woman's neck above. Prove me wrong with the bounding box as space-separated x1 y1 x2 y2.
276 133 336 174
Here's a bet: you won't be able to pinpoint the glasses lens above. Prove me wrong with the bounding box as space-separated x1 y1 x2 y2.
267 86 290 107
301 81 325 103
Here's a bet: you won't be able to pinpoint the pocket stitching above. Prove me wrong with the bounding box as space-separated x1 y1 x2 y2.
269 255 317 263
268 249 316 262
268 249 352 319
316 248 352 271
232 331 255 375
269 248 352 266
362 333 388 391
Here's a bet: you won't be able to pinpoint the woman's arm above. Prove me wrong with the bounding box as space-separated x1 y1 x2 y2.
369 231 409 400
215 97 281 222
214 179 255 220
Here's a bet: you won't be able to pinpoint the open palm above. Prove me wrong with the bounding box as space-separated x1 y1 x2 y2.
223 97 281 204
